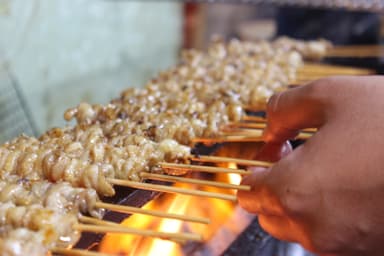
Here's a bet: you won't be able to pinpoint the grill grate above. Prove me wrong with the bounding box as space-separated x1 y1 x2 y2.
0 69 36 143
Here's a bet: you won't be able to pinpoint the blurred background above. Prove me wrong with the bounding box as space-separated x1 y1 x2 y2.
0 0 382 142
1 2 383 255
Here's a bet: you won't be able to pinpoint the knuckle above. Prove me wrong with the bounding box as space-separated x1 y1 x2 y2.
304 77 334 98
304 76 348 101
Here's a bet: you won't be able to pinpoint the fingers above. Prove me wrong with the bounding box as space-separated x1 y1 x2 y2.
238 167 285 216
238 145 308 217
254 140 292 162
258 214 298 242
264 80 332 143
259 213 321 254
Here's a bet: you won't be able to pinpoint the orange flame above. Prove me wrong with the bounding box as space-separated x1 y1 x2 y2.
146 195 189 256
227 163 242 186
99 162 243 255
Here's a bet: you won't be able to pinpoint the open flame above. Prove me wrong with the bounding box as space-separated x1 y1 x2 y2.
99 169 240 255
146 195 189 256
99 142 263 255
99 192 188 255
227 163 242 186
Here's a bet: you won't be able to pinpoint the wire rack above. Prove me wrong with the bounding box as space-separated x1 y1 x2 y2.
182 0 384 12
0 68 36 143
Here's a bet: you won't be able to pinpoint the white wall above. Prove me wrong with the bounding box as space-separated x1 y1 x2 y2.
0 0 182 134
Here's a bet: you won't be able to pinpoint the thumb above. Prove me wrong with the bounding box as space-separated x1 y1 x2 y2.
238 146 305 217
238 167 285 216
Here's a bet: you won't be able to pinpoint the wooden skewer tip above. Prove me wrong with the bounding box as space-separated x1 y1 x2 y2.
140 172 251 191
51 247 112 256
74 223 203 242
95 201 210 224
108 178 237 202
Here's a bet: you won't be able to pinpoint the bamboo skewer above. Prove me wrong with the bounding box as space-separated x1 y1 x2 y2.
221 129 264 136
193 135 265 144
292 63 375 85
78 215 187 243
291 62 376 86
160 162 251 175
140 172 250 191
326 45 384 58
228 122 266 129
79 215 121 227
241 115 265 122
51 248 113 256
194 132 311 144
297 69 374 77
74 223 202 242
95 201 210 224
229 122 318 133
191 155 273 168
299 63 375 75
108 178 237 202
219 129 312 140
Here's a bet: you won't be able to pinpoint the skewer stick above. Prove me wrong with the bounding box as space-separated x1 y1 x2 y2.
300 63 375 75
192 135 264 144
95 201 210 224
241 115 265 122
221 129 263 136
140 172 251 191
221 129 263 137
229 122 318 133
194 131 312 143
160 162 252 175
326 45 384 58
229 122 266 129
74 223 202 242
51 248 112 256
326 51 381 57
297 71 369 77
220 130 312 140
78 215 187 243
295 74 373 84
79 215 120 227
296 132 313 139
190 155 273 168
108 178 237 202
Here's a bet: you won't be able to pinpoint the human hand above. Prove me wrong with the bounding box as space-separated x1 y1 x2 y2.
238 76 384 256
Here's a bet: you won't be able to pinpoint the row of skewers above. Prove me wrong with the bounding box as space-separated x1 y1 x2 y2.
0 37 376 255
